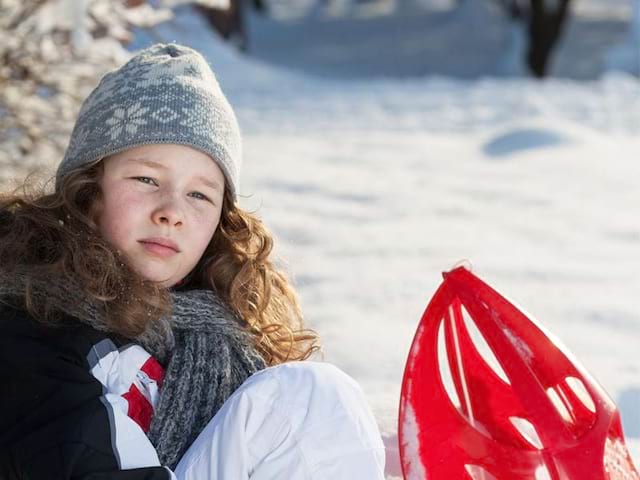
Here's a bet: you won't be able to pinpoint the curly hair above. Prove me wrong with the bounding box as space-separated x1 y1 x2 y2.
0 162 320 365
188 188 320 364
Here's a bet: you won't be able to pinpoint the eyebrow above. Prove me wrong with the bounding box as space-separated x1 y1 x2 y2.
128 157 222 191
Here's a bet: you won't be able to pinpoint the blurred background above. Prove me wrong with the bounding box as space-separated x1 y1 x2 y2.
1 0 639 478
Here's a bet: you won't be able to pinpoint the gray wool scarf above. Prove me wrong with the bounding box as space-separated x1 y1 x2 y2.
148 289 267 469
0 271 267 470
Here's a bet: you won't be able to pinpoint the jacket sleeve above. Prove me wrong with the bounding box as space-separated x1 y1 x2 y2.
1 405 177 480
0 309 174 480
82 469 175 480
82 468 176 480
13 448 176 480
1 396 178 480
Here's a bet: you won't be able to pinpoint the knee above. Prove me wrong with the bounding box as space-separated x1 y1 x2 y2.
223 362 385 477
243 361 361 411
280 361 359 390
240 361 379 427
261 362 378 432
267 361 362 406
269 362 385 458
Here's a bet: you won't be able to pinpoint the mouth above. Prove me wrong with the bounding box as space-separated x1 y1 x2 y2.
138 238 180 257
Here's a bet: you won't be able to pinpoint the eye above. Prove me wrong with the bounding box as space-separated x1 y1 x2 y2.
189 191 213 203
130 177 214 203
133 176 158 186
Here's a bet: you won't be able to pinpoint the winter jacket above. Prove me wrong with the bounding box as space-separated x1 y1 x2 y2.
0 303 176 480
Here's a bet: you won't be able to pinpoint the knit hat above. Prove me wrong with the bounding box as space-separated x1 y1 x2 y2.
57 43 242 199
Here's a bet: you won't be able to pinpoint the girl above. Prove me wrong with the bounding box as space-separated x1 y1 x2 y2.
0 43 385 479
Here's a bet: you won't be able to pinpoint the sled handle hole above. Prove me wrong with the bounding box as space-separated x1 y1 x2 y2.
438 315 461 410
565 376 596 414
465 464 498 480
509 416 544 449
460 305 512 386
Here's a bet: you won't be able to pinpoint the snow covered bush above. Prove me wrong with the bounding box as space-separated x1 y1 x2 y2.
0 0 215 188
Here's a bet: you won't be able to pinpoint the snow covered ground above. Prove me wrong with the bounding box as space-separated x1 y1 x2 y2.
246 0 638 79
133 2 640 476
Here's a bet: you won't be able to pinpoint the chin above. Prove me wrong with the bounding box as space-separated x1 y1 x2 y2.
134 267 178 287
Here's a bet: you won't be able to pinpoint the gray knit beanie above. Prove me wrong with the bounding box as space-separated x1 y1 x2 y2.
57 43 242 199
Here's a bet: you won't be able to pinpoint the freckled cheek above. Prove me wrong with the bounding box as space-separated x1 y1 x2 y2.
195 221 218 248
99 189 147 247
191 213 221 252
100 209 131 248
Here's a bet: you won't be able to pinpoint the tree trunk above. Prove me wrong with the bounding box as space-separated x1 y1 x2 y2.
526 0 571 77
197 0 248 52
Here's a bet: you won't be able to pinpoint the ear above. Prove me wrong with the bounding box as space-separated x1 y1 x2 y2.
86 184 105 229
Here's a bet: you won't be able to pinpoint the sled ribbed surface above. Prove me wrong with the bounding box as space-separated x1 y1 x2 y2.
399 266 639 480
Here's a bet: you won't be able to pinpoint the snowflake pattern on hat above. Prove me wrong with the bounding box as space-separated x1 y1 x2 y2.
105 102 150 140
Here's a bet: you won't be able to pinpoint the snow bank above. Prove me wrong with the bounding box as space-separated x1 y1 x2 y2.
138 3 640 476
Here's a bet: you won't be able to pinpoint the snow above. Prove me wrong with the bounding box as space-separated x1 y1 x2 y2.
400 403 427 480
605 0 640 76
246 0 639 80
133 1 640 477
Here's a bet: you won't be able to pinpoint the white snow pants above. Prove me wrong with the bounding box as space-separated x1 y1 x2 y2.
172 361 386 479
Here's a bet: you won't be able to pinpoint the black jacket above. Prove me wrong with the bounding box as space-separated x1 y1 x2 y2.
0 304 173 480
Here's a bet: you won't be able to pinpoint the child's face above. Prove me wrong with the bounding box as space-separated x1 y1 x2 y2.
97 144 225 288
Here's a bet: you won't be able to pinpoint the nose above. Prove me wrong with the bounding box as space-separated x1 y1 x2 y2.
151 198 184 228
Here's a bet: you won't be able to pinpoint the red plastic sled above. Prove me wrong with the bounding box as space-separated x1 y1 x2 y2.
398 266 639 480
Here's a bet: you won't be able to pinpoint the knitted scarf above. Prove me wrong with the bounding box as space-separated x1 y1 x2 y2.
0 271 267 470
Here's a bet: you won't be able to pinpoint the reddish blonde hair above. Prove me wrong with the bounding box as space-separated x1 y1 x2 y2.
0 163 320 365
